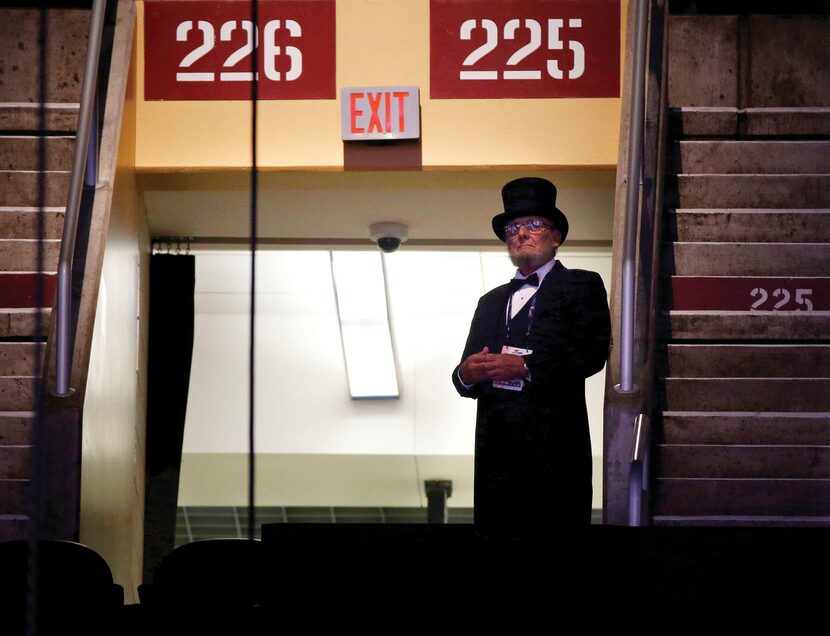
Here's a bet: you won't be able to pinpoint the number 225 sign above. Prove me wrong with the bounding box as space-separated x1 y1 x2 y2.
430 0 620 99
144 0 335 100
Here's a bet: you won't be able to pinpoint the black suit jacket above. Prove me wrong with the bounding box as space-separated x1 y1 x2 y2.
452 261 611 531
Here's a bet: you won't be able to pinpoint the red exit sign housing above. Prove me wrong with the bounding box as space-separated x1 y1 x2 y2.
430 0 620 99
144 0 335 100
341 87 421 141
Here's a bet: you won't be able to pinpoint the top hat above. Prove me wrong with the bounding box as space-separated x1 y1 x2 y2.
491 177 569 243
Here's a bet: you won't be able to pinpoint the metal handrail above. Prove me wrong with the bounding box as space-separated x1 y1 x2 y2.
628 413 650 526
616 0 650 395
53 0 108 397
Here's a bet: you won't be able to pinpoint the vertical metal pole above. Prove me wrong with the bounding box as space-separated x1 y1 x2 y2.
617 0 650 395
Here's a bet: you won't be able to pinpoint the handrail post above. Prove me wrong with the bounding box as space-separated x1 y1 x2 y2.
53 0 107 397
616 0 650 395
629 413 649 526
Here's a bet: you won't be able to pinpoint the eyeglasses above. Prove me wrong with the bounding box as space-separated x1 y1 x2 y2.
504 219 551 237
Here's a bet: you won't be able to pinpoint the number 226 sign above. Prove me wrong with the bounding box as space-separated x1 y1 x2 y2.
144 0 335 100
430 0 620 99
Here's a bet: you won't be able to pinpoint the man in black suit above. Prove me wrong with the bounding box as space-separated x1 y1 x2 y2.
452 177 611 534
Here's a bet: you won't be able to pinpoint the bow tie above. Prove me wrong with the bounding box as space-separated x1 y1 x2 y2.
509 273 539 291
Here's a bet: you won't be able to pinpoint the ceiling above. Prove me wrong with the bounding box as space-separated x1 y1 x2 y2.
139 168 617 250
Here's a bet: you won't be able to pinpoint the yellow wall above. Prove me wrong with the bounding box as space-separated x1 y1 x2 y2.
135 0 626 171
80 13 151 603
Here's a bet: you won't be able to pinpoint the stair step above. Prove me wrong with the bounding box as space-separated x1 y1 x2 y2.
0 343 44 376
0 135 75 171
0 514 27 541
672 140 830 175
669 107 741 138
0 308 51 338
669 276 830 311
657 444 830 479
666 242 830 276
668 209 830 243
670 107 830 138
0 206 65 240
0 8 90 103
662 378 830 412
0 171 69 207
0 412 33 445
654 478 830 516
653 515 830 528
662 344 830 378
0 103 79 132
665 310 830 340
0 445 29 480
0 479 28 515
671 174 830 208
0 272 56 308
661 412 830 445
744 107 830 137
0 239 60 272
0 377 37 411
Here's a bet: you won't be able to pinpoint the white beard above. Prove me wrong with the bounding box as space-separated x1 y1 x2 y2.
509 246 556 271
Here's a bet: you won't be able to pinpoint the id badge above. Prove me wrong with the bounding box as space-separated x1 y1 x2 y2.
492 346 532 391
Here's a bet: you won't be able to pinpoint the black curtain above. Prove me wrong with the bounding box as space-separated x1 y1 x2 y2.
143 253 195 584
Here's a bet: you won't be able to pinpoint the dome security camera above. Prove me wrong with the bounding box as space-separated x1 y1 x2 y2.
370 222 408 253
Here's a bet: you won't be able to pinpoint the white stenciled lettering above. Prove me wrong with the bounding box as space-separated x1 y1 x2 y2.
176 20 215 82
460 19 499 80
504 19 542 80
174 18 303 84
458 17 587 82
220 20 256 81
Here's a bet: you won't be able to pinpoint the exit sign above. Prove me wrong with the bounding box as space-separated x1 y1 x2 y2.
341 86 420 141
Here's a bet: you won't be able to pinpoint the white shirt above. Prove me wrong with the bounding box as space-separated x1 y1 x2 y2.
508 257 557 318
457 257 557 390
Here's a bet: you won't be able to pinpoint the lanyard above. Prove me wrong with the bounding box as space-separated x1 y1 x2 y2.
505 291 537 343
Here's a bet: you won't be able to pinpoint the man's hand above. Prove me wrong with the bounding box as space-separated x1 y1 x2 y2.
459 347 528 384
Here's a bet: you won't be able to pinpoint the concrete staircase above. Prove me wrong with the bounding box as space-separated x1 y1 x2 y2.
651 12 830 526
0 7 89 541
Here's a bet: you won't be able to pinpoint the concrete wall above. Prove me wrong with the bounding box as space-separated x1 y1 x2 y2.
80 24 150 604
668 14 830 108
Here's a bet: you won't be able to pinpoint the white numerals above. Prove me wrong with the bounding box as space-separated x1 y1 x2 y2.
794 288 814 311
175 19 303 83
264 19 302 82
750 287 814 311
460 19 498 79
547 19 584 80
504 19 542 80
459 17 585 81
750 287 768 310
176 20 215 81
220 20 256 81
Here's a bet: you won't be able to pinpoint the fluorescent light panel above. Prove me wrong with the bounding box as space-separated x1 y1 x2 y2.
331 252 399 399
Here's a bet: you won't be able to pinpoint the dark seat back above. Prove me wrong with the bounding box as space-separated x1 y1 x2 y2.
0 539 123 635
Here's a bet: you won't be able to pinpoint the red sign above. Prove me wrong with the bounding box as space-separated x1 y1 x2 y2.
144 0 335 100
671 277 829 311
430 0 620 99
